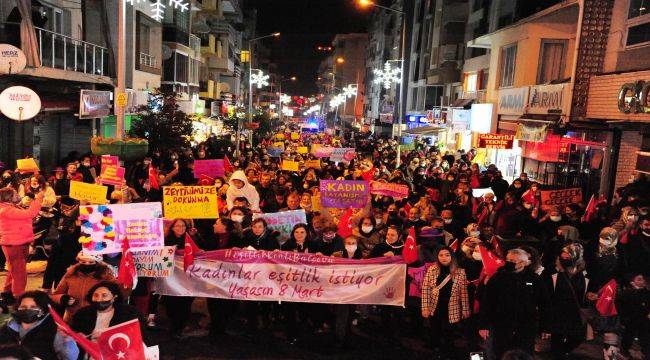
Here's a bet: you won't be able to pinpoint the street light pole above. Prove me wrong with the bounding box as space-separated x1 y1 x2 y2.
114 0 125 140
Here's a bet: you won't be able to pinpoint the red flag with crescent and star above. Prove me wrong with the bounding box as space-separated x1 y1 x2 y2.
97 319 146 360
595 279 618 316
184 233 201 272
337 208 354 238
402 226 418 264
148 164 159 190
117 238 137 290
48 305 102 360
478 244 505 278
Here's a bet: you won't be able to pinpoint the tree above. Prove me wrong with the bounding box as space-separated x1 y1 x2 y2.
129 88 194 152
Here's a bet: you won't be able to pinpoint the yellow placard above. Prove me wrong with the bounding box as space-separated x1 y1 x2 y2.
116 93 127 107
291 132 300 140
312 194 322 213
275 133 285 140
16 158 39 172
311 143 322 154
281 160 300 172
273 142 285 150
297 146 308 154
162 186 219 219
305 159 321 169
69 181 108 204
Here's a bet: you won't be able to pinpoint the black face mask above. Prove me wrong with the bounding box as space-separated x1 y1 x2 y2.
78 264 97 274
92 300 114 311
503 261 516 272
12 309 43 324
559 258 575 268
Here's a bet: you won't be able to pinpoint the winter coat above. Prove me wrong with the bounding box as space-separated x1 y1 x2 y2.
226 170 260 211
0 315 78 360
0 197 41 246
240 228 280 251
51 262 116 320
540 270 588 336
422 266 470 324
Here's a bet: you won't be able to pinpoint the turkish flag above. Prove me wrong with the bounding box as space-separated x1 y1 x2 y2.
148 165 159 190
184 233 201 272
491 235 504 257
337 208 354 238
48 305 102 360
97 319 146 360
223 156 233 174
478 244 505 278
595 279 618 316
449 238 458 252
361 165 374 182
117 238 137 290
402 227 418 264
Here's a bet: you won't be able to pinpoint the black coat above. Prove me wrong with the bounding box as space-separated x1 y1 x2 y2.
239 228 280 251
0 316 59 360
539 270 587 336
71 303 147 343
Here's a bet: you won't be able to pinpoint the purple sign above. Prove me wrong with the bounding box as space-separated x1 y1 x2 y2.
113 218 164 251
194 159 225 178
319 180 369 209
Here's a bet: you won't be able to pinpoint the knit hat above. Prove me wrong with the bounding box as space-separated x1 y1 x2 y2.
77 251 102 263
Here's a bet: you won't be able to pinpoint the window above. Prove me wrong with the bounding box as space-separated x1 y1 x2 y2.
626 22 650 46
499 44 517 87
629 0 649 18
536 39 567 84
465 72 478 92
480 69 489 90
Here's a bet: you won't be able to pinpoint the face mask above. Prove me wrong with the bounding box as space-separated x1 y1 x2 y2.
627 215 638 222
345 244 358 253
443 219 452 224
472 251 482 261
375 218 382 225
388 210 398 217
559 258 575 268
82 162 91 167
550 215 562 222
599 237 615 248
78 264 97 274
643 230 650 237
12 309 43 324
504 261 516 272
461 245 471 254
231 215 244 223
469 231 480 238
361 225 374 233
143 160 151 166
323 233 336 241
92 300 114 311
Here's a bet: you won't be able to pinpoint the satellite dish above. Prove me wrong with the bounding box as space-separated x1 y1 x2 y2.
0 86 41 121
162 45 173 61
0 44 27 74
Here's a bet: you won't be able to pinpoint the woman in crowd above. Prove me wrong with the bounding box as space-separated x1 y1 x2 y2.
0 290 78 360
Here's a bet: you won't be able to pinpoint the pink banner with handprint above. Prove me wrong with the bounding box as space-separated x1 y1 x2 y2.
154 249 407 306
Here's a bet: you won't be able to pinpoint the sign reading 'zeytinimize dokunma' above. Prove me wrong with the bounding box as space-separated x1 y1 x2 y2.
319 180 368 208
154 249 406 306
163 186 219 219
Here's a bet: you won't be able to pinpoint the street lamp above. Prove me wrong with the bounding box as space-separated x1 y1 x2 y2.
356 0 405 165
237 31 280 155
277 76 297 123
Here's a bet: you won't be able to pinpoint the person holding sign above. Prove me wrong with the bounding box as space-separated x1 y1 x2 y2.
0 188 44 301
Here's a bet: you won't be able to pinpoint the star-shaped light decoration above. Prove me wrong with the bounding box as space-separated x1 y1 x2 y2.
280 94 291 104
125 0 189 22
329 94 346 109
251 70 270 89
342 84 358 98
373 61 401 90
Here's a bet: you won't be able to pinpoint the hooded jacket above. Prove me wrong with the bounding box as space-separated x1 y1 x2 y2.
226 170 260 212
0 196 41 246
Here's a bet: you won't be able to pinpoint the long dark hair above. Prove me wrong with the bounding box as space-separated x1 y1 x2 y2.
435 246 459 277
288 223 311 246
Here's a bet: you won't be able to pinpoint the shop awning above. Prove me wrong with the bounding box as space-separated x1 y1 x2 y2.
636 151 650 174
404 125 446 136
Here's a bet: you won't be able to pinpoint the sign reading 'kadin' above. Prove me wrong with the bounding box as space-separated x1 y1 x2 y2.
478 134 515 149
540 187 582 210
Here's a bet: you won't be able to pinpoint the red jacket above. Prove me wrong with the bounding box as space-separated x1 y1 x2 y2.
0 197 41 246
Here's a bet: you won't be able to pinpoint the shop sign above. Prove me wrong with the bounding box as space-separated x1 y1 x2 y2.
124 90 149 115
540 188 582 210
379 113 393 123
450 109 470 132
79 90 111 119
497 87 529 115
618 80 650 114
478 133 515 149
528 84 568 115
0 44 26 74
0 86 41 121
515 123 548 142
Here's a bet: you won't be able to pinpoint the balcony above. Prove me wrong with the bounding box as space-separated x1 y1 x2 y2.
139 52 157 68
189 34 201 58
206 54 234 74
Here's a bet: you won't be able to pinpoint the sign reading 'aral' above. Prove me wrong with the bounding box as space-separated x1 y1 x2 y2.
0 44 26 74
0 86 41 121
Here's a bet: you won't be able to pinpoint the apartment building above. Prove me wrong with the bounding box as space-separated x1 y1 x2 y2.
331 33 367 123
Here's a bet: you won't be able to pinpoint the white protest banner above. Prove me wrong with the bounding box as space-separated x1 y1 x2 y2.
78 203 164 254
154 249 406 306
133 246 176 278
252 209 306 243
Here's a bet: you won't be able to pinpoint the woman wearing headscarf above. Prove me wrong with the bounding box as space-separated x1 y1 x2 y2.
584 227 623 295
421 247 470 356
226 170 260 212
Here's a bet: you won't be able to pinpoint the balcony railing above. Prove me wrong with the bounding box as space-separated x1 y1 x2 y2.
139 52 157 68
189 34 201 56
0 22 109 76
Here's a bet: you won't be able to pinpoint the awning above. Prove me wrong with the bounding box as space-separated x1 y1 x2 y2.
404 125 446 136
451 98 474 108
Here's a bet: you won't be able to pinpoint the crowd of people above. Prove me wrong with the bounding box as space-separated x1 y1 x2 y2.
0 124 648 360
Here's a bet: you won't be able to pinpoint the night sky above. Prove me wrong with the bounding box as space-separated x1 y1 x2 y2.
245 0 370 96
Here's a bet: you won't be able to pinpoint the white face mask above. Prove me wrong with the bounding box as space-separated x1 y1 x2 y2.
361 225 374 233
550 215 562 222
643 230 650 237
345 244 357 253
472 251 482 261
231 214 244 223
443 219 452 224
599 237 615 248
469 230 480 238
375 218 382 225
461 245 471 254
